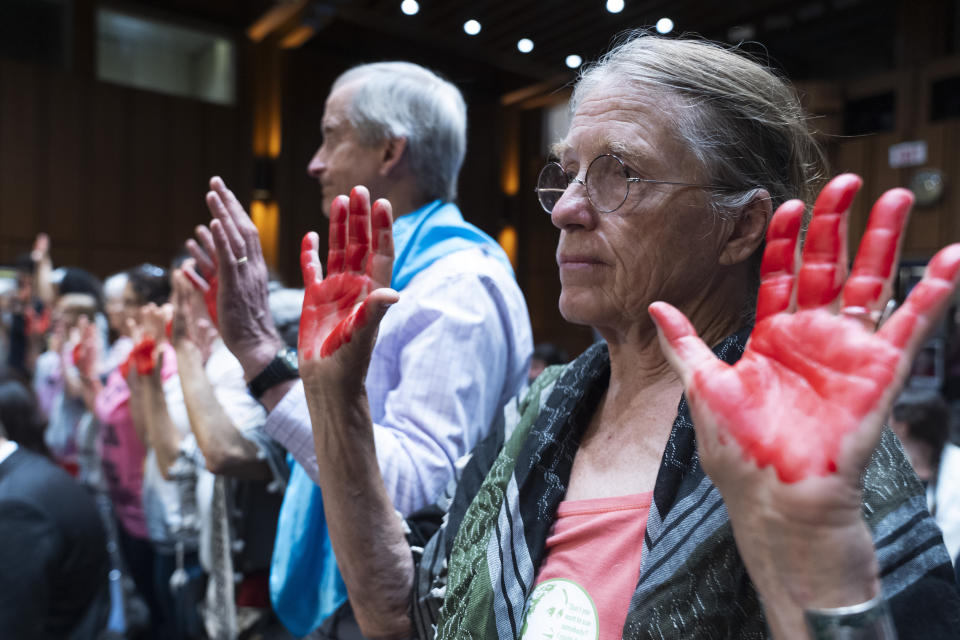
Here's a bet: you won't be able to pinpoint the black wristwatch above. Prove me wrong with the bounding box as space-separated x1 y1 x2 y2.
248 347 299 400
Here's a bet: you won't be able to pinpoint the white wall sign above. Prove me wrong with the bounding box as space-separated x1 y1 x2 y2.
889 141 928 168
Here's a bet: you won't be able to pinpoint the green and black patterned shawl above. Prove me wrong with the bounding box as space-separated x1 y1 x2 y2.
407 331 960 639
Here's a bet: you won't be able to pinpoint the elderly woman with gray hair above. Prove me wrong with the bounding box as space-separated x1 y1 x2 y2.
296 33 960 639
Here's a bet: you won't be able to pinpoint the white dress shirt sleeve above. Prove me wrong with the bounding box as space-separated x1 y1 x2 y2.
264 250 532 516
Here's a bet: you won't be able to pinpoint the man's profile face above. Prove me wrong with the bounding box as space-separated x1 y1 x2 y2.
307 82 386 218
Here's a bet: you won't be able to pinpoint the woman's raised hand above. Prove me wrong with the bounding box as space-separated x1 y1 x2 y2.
649 174 960 617
298 186 398 392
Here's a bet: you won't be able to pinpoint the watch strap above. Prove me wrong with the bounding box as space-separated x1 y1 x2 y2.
248 347 299 400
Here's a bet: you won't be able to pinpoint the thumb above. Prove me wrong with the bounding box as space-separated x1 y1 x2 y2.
648 301 718 387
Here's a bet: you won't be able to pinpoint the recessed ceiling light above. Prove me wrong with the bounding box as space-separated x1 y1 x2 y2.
565 54 582 69
400 0 419 16
517 38 534 53
606 0 625 13
655 17 674 34
463 19 481 35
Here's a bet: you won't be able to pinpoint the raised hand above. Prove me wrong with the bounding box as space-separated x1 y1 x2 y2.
30 232 49 265
181 258 219 329
123 304 171 378
298 187 397 387
194 176 281 378
171 264 219 363
70 315 101 381
649 174 960 618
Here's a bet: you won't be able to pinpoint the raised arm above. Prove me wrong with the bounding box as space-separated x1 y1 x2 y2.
170 267 269 480
650 174 960 638
30 233 55 308
128 305 183 479
299 187 412 639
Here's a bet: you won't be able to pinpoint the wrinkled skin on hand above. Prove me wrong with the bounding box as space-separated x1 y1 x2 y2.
298 186 397 377
192 176 281 377
652 174 960 484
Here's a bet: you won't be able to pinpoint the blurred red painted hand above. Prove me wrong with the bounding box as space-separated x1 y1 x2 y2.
183 261 219 329
298 186 397 372
70 316 100 380
652 174 960 485
25 306 50 337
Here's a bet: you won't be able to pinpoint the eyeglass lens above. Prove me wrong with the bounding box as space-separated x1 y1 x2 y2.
536 154 631 214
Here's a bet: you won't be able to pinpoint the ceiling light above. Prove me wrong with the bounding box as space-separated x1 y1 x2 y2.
463 19 481 35
565 54 582 69
517 38 534 53
655 17 674 34
400 0 419 16
606 0 625 13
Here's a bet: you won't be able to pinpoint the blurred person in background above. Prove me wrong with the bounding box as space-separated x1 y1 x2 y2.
0 376 110 639
78 263 173 639
891 389 960 568
528 342 569 383
34 291 99 474
170 265 294 639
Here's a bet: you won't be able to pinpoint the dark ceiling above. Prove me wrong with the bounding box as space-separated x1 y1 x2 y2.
314 0 902 82
117 0 954 93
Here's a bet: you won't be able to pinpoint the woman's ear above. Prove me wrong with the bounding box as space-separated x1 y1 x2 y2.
378 137 408 177
719 189 773 266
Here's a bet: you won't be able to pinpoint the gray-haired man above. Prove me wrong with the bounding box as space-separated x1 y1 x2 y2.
190 61 532 636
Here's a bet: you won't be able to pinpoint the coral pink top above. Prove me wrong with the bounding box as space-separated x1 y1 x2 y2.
524 492 653 640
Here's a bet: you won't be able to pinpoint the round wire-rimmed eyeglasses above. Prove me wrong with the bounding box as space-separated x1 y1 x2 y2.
535 153 736 214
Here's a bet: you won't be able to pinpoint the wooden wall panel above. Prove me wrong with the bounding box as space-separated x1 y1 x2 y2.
165 97 206 256
0 60 41 243
127 91 168 249
88 82 128 248
835 122 960 263
44 70 87 248
0 57 251 278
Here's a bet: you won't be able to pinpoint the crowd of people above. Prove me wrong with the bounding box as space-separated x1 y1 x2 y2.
2 30 960 640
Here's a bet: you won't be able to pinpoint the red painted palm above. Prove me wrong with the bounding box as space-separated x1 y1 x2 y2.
651 174 960 485
298 186 397 363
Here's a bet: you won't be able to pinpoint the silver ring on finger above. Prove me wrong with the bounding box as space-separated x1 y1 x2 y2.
237 256 249 266
840 306 881 328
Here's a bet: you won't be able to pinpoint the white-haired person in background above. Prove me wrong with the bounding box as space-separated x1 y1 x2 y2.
188 61 533 636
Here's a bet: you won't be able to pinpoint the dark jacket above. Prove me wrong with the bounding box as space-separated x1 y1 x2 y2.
0 446 110 639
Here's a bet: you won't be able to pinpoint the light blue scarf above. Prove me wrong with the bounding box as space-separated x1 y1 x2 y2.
270 200 513 636
390 200 513 290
